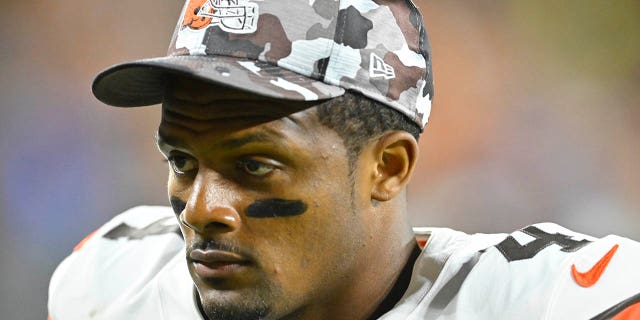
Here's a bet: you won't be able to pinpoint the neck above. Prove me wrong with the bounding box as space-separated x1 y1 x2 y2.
303 230 419 320
366 243 421 319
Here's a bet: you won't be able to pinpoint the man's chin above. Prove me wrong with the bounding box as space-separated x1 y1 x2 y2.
198 290 270 320
196 283 277 320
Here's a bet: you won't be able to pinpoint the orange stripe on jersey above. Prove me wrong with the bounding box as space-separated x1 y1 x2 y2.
73 229 98 252
48 315 53 320
612 302 640 320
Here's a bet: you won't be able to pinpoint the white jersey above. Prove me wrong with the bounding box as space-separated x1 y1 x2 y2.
48 206 640 319
384 225 640 319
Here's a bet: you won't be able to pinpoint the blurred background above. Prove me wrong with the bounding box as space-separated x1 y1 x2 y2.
1 0 639 318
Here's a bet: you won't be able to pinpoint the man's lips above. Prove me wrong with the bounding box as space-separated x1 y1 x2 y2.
189 249 251 278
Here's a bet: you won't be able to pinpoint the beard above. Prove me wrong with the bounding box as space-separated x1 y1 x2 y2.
195 277 281 320
201 299 269 320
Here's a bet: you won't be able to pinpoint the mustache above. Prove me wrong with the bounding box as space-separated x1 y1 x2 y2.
187 239 254 259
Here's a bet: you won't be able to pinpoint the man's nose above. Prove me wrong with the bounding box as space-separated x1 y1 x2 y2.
181 171 242 235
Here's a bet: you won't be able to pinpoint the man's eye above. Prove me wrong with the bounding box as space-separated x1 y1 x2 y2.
168 154 198 175
237 159 274 177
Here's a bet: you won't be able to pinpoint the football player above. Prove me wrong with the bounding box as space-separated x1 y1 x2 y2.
48 0 640 319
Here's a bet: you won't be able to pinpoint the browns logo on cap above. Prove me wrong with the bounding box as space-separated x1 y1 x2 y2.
182 0 212 30
181 0 259 33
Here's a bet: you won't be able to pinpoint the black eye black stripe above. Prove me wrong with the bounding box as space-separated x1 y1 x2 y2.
169 197 307 218
245 198 308 218
170 196 187 216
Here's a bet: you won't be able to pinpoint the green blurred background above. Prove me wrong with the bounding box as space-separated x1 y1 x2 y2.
1 0 638 318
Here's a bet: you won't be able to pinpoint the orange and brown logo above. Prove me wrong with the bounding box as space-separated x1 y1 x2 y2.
182 0 213 30
181 0 259 33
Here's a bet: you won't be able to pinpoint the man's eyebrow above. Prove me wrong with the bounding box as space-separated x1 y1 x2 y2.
217 133 273 150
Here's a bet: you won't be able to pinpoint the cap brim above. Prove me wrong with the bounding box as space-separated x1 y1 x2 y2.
92 55 345 107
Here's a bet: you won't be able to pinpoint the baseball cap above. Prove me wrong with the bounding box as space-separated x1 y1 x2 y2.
92 0 434 127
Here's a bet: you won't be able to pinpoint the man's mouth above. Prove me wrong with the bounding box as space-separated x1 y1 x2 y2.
189 249 251 279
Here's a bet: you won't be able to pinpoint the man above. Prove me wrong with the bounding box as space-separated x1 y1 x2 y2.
48 0 640 319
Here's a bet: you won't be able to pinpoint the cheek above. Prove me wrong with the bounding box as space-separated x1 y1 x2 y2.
269 198 363 292
266 195 356 259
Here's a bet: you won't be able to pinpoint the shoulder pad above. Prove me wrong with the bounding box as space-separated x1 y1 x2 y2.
48 206 184 319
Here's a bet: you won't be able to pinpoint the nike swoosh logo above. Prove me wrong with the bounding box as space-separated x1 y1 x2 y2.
571 244 619 287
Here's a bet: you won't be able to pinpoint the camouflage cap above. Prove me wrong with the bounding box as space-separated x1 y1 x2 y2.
92 0 434 127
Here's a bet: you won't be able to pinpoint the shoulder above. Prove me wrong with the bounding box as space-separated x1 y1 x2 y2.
48 206 195 319
545 228 640 319
467 223 640 319
470 223 640 319
393 223 640 319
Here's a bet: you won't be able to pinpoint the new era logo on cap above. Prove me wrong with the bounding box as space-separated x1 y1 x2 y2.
369 53 396 80
92 0 435 128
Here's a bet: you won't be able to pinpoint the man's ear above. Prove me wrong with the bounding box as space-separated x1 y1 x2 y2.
370 131 419 202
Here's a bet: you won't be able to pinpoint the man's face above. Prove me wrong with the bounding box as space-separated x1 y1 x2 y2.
157 79 370 319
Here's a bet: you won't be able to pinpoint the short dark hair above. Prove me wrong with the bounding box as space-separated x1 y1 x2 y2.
316 91 421 172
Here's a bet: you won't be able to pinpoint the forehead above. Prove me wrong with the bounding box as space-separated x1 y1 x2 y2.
164 76 317 115
158 76 337 147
